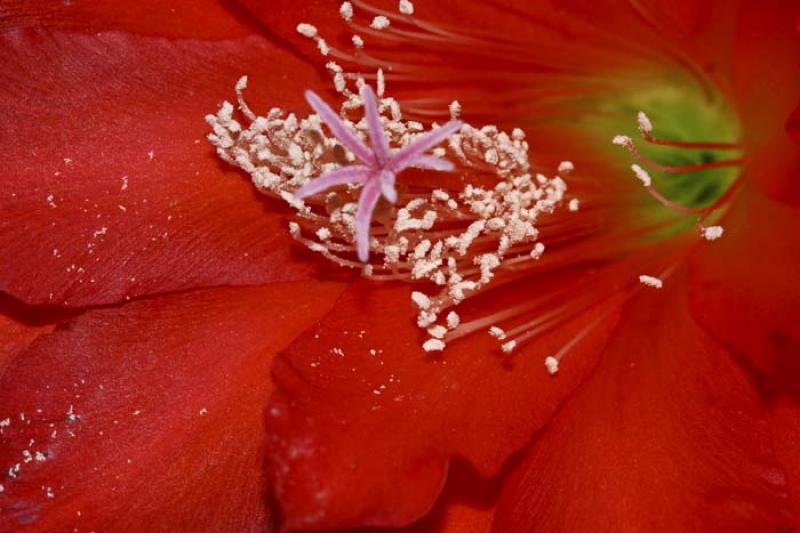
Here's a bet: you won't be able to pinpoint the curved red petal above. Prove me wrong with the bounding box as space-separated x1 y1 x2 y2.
266 279 621 530
359 462 498 533
0 29 320 307
0 281 344 531
0 0 259 39
0 296 69 375
689 187 800 384
493 274 795 532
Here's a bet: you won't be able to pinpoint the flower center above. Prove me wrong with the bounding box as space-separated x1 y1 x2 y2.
207 1 744 376
605 82 744 234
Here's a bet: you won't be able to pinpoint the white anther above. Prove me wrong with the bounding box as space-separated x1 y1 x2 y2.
489 326 507 340
371 15 390 29
501 340 517 353
612 135 633 146
296 23 318 38
446 311 460 329
568 198 580 211
701 225 724 241
339 1 354 22
544 356 559 375
631 164 652 187
637 111 653 133
399 0 414 15
558 160 575 174
427 325 447 339
423 338 446 352
638 275 663 289
411 291 431 310
449 100 461 119
316 227 332 241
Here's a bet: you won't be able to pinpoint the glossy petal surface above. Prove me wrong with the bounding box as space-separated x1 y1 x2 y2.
689 188 800 381
0 29 318 306
0 282 344 531
267 279 620 530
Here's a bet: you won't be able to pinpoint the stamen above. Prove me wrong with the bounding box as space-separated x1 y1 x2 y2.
238 2 745 379
615 135 744 174
544 316 602 376
637 111 741 150
207 67 572 355
614 111 743 239
209 3 632 372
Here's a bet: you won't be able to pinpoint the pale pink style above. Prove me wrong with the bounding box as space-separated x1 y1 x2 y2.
295 84 462 261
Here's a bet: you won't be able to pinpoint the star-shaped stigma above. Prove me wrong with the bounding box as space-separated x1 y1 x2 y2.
295 84 463 261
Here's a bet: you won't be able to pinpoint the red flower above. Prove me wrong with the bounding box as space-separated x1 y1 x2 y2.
1 1 799 532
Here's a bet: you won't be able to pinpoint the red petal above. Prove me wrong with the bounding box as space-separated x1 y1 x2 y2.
238 0 732 125
0 296 68 374
266 279 621 530
493 274 794 532
0 29 320 307
768 399 800 528
360 463 498 533
732 0 800 204
0 0 258 39
689 188 800 383
0 281 344 531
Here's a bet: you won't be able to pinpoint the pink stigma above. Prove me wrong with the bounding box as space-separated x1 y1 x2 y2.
295 84 463 261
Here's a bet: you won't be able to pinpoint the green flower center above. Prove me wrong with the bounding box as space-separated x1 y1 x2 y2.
596 81 742 208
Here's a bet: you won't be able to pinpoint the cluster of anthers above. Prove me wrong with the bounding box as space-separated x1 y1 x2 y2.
614 111 734 244
206 4 575 359
207 1 741 376
609 109 740 295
